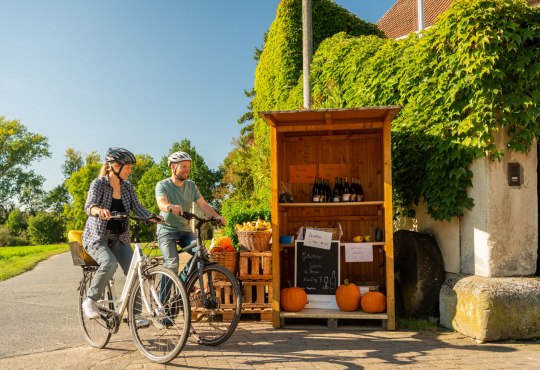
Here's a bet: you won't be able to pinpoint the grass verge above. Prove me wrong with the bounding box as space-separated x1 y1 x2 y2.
0 244 69 282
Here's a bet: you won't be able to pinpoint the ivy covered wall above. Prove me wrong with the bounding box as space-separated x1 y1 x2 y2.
251 0 540 221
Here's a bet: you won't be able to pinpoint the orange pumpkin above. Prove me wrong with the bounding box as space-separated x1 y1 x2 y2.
360 291 387 313
280 287 307 312
336 280 360 311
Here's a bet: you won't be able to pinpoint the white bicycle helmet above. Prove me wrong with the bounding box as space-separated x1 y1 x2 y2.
167 151 192 167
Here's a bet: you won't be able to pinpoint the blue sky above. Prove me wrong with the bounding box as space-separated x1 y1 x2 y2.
1 0 396 191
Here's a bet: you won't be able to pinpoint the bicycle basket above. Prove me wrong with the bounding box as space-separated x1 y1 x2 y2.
68 230 98 266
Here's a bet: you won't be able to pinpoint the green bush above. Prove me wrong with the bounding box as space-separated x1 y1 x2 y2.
0 226 29 247
221 201 271 247
6 208 27 235
27 212 66 245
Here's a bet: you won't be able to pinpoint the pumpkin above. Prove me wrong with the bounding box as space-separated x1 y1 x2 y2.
280 287 307 312
360 291 387 313
335 280 360 311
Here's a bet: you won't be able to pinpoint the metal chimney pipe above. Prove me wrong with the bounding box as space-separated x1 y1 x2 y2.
417 0 425 31
302 0 312 109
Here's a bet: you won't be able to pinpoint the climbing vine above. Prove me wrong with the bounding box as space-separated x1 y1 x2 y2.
251 0 540 221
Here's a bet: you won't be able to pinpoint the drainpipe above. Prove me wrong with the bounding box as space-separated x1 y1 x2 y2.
417 0 425 31
302 0 312 109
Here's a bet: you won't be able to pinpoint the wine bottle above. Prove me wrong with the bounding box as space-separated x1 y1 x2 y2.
332 177 340 202
350 177 357 202
357 178 365 201
312 177 320 203
342 177 350 202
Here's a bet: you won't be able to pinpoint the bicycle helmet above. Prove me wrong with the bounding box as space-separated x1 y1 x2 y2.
105 147 136 165
167 151 191 167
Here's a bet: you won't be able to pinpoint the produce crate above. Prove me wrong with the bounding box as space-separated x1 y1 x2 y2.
190 280 239 321
239 251 272 281
241 281 272 310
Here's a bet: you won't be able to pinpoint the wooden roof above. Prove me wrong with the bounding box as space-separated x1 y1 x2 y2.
259 106 401 132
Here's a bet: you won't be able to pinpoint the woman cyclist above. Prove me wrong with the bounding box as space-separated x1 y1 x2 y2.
81 147 158 320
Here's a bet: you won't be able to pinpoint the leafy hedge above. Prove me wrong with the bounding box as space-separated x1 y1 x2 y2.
221 201 271 248
250 0 540 221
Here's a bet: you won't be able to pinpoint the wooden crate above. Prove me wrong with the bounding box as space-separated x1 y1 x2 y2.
241 281 272 310
239 251 272 281
190 280 238 321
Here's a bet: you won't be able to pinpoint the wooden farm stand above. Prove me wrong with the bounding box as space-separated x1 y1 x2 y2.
259 107 400 330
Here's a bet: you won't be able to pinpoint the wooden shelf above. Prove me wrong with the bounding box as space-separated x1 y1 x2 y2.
280 242 385 249
280 308 388 320
279 201 384 208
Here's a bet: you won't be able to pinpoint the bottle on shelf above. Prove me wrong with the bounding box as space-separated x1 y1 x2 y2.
350 177 357 202
342 177 351 202
356 178 365 202
312 177 320 203
332 177 340 202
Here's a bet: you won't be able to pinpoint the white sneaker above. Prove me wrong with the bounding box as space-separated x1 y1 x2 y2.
82 297 100 319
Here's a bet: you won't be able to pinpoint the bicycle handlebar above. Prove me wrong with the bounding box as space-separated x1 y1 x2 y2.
108 212 166 225
181 211 223 226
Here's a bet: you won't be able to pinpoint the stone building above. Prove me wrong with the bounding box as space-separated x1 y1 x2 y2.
377 0 540 341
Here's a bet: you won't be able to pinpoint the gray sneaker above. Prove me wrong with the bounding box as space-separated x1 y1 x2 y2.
82 297 100 319
136 318 151 328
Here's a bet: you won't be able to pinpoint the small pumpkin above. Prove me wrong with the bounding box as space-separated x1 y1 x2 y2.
360 291 387 313
280 287 308 312
335 279 361 311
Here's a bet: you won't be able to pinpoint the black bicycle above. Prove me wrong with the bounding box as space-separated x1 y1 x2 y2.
177 211 242 346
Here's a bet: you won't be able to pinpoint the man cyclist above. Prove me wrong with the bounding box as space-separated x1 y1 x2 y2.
155 151 226 278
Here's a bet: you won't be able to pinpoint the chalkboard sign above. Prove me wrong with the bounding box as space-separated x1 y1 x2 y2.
295 241 340 309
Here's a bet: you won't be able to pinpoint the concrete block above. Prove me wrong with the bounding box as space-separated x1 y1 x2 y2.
440 274 540 341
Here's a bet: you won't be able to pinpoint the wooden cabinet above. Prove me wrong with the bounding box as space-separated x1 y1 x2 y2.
259 107 400 330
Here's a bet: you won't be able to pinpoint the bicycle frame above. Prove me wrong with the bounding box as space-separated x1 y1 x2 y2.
97 216 167 321
179 216 219 307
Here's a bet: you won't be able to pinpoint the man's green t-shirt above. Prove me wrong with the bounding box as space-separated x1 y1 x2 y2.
155 178 202 233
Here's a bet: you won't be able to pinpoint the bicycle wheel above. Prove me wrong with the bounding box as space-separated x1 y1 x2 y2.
186 264 242 346
128 265 190 363
78 270 113 348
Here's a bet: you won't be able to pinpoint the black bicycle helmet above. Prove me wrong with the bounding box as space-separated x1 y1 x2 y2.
105 147 136 165
167 151 191 167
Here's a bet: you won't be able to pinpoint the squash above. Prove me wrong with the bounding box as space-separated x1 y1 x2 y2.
360 291 387 313
335 279 360 311
280 287 308 312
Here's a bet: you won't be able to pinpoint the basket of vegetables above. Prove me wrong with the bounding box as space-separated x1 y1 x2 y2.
235 219 272 251
208 236 238 276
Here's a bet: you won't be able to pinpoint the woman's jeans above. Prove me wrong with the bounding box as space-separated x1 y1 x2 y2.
86 235 133 301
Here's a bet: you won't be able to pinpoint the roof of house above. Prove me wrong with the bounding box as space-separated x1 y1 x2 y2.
377 0 540 39
376 0 455 39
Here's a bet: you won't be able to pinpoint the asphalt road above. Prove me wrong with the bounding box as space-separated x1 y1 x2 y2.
0 252 85 358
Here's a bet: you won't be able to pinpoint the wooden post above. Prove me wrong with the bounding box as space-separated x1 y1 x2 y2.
302 0 312 109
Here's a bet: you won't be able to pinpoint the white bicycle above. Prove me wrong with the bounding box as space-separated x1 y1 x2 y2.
69 213 190 363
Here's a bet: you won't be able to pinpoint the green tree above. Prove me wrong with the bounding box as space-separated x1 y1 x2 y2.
27 212 65 244
64 162 101 231
136 164 165 214
62 148 84 178
6 208 27 235
85 151 101 165
44 148 86 213
131 154 156 188
0 116 50 210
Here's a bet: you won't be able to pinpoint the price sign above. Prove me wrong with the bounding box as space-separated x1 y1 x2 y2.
304 228 332 250
344 243 374 262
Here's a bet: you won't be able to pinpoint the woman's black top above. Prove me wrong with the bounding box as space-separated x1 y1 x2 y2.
106 198 126 235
